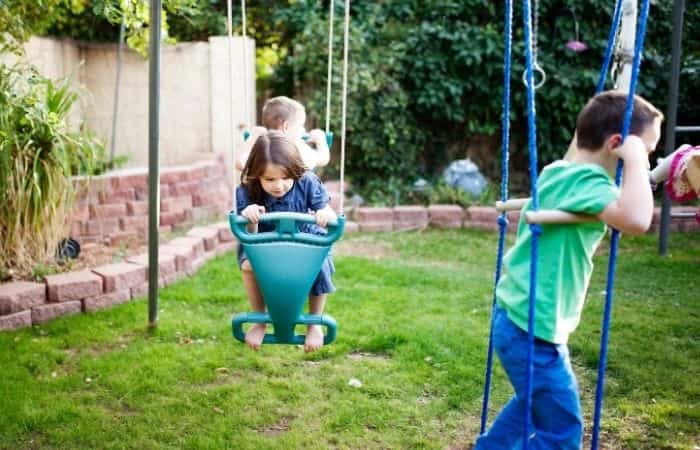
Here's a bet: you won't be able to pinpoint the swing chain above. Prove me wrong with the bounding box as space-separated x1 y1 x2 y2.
609 18 625 88
522 0 546 90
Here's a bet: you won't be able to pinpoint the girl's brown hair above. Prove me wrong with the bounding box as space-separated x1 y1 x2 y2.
241 131 306 204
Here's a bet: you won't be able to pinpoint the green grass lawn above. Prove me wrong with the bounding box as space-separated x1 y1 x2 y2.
0 229 698 449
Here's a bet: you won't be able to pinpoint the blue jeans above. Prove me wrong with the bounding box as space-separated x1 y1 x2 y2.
475 307 583 450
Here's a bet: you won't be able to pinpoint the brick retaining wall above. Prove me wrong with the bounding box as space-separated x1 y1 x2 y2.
349 205 698 233
0 222 235 331
71 155 232 246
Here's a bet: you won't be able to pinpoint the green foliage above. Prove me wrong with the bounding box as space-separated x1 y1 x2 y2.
0 0 64 53
1 0 200 57
0 62 104 279
30 263 63 282
264 0 699 201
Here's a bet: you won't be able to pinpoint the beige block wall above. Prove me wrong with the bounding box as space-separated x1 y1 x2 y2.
23 37 82 80
81 41 215 167
209 36 256 177
14 36 255 169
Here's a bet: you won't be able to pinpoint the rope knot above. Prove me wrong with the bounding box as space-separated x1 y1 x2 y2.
497 215 509 228
529 223 543 236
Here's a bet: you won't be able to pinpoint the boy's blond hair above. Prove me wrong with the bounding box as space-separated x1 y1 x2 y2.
261 96 305 129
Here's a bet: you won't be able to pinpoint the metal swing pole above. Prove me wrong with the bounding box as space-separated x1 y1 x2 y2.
226 0 238 213
612 0 638 93
109 0 129 166
147 0 162 327
325 0 335 136
338 0 351 215
659 0 687 256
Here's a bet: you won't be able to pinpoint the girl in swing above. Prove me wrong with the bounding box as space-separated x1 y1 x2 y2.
236 130 337 352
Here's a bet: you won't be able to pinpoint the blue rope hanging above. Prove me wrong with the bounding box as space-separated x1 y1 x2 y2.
521 0 542 445
479 0 514 435
591 0 652 448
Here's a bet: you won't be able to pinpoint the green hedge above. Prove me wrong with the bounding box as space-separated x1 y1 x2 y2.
267 0 699 200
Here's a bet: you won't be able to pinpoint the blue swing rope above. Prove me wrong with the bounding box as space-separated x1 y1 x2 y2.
521 0 543 445
479 0 514 435
592 0 652 448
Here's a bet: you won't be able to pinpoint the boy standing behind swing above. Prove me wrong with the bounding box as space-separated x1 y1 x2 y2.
476 91 663 449
236 96 331 171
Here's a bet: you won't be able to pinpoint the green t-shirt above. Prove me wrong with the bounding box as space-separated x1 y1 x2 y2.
496 161 619 344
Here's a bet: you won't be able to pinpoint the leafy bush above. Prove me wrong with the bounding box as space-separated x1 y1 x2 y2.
0 62 104 280
0 0 64 53
266 0 699 202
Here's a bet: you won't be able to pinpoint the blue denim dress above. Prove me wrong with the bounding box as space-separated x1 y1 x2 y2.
236 172 336 296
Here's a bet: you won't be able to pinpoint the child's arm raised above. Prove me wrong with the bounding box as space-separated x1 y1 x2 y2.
294 140 320 170
307 129 331 168
598 135 654 234
235 126 267 171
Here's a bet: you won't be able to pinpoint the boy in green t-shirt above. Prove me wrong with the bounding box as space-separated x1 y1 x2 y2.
476 91 663 449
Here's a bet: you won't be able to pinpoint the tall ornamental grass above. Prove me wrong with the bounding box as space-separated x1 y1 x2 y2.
0 62 103 280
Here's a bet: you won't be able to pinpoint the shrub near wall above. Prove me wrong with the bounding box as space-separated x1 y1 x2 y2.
0 61 105 280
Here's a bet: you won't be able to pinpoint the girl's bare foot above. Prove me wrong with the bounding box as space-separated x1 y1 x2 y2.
304 325 324 353
245 323 267 350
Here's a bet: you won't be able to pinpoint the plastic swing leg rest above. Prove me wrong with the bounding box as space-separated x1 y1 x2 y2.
231 312 337 345
232 312 270 342
297 314 337 345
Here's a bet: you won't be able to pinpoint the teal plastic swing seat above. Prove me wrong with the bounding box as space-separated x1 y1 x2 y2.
229 212 345 345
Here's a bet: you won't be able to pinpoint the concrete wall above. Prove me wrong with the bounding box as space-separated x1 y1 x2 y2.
22 37 82 81
209 36 255 173
19 36 255 169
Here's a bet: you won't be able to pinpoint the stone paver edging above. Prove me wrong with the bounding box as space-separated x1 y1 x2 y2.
1 205 696 331
0 222 235 331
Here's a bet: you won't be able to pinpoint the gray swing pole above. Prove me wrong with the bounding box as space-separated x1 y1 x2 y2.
109 4 127 165
659 0 686 256
148 0 162 327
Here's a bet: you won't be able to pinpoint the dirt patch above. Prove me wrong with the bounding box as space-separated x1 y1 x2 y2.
259 415 293 437
73 239 147 270
347 351 390 361
4 237 147 282
198 367 243 390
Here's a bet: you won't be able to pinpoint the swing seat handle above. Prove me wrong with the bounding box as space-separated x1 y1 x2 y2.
229 212 345 246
